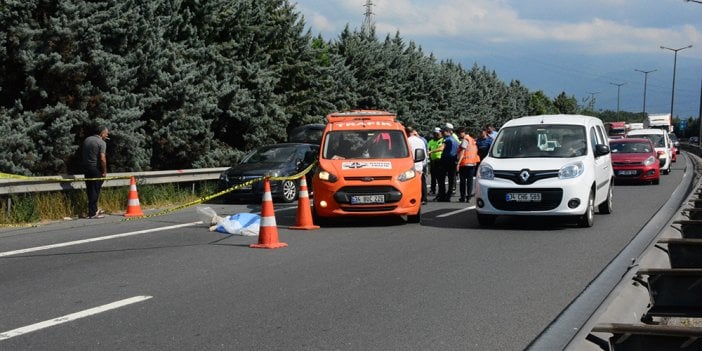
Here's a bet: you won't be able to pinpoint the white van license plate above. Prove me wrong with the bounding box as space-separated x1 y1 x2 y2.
506 193 541 202
351 195 385 204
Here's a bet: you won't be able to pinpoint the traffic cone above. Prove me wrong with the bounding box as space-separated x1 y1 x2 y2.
124 176 144 217
250 177 287 249
290 177 319 230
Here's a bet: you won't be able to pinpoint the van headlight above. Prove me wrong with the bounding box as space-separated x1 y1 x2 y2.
643 155 656 166
318 170 338 183
478 164 494 180
559 161 584 179
398 168 416 182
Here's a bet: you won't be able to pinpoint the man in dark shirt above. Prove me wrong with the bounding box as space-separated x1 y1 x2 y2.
434 127 458 202
82 126 109 218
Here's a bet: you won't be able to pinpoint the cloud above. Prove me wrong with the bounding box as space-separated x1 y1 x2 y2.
334 0 702 57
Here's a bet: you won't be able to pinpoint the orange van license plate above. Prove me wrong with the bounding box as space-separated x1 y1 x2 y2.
351 195 385 204
505 193 541 202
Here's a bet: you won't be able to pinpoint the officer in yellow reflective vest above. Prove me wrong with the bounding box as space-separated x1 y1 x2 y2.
456 127 480 202
427 127 443 195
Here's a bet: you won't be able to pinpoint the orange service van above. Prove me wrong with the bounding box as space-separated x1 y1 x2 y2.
312 110 426 223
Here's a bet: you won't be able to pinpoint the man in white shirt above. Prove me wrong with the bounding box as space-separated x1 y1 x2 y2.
406 126 428 205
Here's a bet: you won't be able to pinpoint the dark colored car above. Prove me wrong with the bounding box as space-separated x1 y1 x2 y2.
669 133 680 154
219 143 319 203
610 138 660 185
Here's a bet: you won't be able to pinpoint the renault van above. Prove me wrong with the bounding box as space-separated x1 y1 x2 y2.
475 115 614 227
312 110 425 223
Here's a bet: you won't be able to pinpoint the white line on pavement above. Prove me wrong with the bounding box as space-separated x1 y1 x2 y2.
437 206 475 218
0 222 202 258
0 295 153 341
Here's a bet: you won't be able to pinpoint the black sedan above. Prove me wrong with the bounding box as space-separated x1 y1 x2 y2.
219 143 319 203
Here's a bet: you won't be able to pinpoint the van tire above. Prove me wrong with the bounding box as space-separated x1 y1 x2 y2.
598 182 613 214
477 213 496 226
577 191 595 227
407 208 421 223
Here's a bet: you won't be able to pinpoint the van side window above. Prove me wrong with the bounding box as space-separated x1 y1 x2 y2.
595 125 606 145
590 127 598 154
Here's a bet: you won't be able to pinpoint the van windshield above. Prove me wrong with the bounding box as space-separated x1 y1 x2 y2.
490 125 587 158
631 134 665 147
322 130 409 159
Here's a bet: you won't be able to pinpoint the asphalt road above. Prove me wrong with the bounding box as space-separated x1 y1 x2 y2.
0 155 689 350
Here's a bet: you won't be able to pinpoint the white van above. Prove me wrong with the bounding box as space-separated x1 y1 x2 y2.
475 115 614 227
626 128 672 174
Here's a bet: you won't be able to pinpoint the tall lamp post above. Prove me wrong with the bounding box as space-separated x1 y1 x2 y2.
609 82 626 120
635 69 656 119
660 44 692 119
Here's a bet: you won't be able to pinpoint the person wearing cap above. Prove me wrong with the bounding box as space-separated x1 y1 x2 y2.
434 127 458 202
427 127 443 195
82 125 109 219
445 122 460 143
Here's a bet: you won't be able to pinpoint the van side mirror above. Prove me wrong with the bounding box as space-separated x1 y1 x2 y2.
414 148 426 162
594 144 610 157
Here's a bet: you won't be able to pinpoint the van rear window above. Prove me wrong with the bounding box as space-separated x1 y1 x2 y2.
491 125 587 158
323 130 409 159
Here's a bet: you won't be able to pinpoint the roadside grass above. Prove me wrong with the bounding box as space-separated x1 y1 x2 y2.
0 181 219 224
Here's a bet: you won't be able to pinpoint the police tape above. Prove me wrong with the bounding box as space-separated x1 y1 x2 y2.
0 172 131 182
122 162 318 221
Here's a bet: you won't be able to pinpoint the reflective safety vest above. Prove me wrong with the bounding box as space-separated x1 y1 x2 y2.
459 135 480 166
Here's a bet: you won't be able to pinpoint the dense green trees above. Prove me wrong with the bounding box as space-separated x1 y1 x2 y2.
0 0 603 176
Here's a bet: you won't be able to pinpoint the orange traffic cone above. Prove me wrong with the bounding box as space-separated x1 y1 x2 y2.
250 177 287 249
290 177 319 230
124 176 144 217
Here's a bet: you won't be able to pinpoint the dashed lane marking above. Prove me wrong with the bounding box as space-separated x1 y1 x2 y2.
437 205 475 218
0 222 202 258
0 295 153 341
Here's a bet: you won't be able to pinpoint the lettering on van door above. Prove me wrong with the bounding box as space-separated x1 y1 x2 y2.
342 161 392 169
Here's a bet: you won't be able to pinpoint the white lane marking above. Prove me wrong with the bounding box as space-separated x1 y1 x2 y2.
0 295 153 341
0 222 202 258
437 206 475 218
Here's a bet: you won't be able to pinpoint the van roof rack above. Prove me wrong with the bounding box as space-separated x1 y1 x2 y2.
326 110 396 123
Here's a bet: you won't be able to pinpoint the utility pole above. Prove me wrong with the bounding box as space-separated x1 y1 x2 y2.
610 82 626 120
660 44 692 119
635 69 656 119
362 0 374 34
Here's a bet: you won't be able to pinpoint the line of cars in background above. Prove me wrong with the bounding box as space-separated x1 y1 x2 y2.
609 128 680 185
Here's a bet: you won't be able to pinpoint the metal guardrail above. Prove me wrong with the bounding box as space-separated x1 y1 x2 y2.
0 168 229 195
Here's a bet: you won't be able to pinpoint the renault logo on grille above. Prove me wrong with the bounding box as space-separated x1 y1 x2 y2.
519 170 530 182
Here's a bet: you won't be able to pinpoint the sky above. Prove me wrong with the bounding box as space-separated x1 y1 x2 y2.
292 0 702 122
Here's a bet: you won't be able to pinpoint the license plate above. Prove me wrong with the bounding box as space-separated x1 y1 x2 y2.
617 170 637 176
505 192 541 202
351 194 385 204
238 183 252 190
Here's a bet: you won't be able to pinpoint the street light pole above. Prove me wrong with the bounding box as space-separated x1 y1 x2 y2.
610 82 626 120
635 69 656 119
660 44 692 119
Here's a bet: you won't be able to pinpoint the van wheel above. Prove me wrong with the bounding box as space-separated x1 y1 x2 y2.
407 208 421 223
477 213 496 226
577 191 595 227
598 182 613 214
312 206 329 226
280 180 297 203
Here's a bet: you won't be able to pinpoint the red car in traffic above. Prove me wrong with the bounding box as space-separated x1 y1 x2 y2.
610 138 660 185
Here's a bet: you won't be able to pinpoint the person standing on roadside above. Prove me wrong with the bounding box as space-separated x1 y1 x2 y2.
435 127 458 202
406 126 428 205
82 126 109 219
427 127 443 195
476 128 493 164
456 127 480 202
